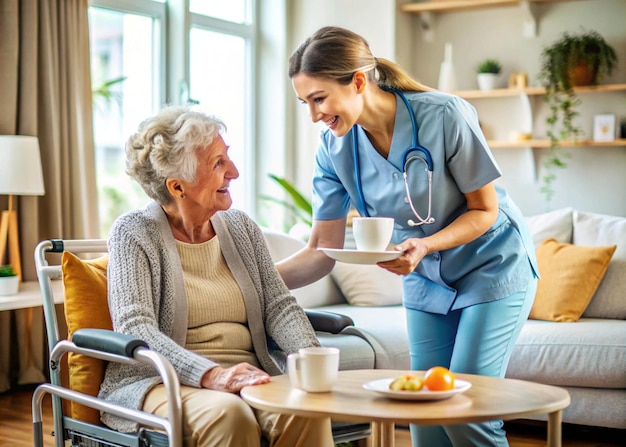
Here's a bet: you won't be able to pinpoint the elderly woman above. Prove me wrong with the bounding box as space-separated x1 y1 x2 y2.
98 105 334 447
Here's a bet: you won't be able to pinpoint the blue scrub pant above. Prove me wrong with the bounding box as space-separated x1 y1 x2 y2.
406 280 537 447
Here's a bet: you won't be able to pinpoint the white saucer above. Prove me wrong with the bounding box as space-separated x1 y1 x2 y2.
363 378 471 401
318 248 402 265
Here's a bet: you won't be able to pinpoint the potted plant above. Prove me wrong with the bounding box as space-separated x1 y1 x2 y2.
259 174 313 239
476 58 502 91
0 264 19 296
537 29 618 201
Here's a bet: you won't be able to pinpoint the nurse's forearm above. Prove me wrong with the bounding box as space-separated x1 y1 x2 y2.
421 183 498 253
421 208 496 253
276 246 335 290
276 217 347 289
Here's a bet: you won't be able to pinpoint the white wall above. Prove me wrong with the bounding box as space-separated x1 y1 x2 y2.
286 0 626 217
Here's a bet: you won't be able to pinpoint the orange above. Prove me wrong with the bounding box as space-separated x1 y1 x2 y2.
423 366 455 391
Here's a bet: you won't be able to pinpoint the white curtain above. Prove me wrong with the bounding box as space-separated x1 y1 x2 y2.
0 0 99 391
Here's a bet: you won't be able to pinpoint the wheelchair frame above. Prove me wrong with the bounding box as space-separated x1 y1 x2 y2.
33 238 370 447
33 239 182 447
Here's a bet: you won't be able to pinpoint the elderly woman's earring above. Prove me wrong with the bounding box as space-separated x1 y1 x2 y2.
180 194 185 199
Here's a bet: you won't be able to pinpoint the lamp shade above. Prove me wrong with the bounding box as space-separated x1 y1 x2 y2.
0 135 45 196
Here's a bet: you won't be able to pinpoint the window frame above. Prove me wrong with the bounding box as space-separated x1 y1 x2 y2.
187 4 257 212
88 0 260 224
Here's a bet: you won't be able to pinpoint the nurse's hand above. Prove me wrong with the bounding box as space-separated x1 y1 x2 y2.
378 238 428 275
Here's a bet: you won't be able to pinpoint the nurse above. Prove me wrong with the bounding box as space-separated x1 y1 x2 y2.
277 26 539 447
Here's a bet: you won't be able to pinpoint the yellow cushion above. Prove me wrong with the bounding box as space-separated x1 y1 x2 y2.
530 239 616 322
62 251 111 425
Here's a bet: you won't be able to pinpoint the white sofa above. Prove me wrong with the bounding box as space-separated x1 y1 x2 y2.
263 208 626 430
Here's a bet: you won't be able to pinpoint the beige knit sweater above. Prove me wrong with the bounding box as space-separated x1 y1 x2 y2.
100 202 319 432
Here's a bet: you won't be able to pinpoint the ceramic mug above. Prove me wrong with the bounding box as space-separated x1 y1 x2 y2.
352 217 394 252
287 346 339 392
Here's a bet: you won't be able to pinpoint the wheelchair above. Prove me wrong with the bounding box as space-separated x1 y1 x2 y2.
33 239 370 447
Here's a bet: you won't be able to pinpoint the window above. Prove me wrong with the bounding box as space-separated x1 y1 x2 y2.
89 0 255 237
189 0 249 23
89 1 165 236
188 4 255 216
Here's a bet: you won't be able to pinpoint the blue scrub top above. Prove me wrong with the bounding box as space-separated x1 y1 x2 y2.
312 91 539 314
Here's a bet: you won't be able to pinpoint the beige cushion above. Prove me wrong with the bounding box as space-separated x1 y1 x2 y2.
331 263 403 306
62 252 111 425
530 239 616 322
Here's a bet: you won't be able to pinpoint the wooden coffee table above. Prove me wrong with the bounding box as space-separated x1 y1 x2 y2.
240 369 570 447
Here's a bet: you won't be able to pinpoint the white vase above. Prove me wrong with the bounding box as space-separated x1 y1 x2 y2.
477 73 500 91
437 43 457 92
0 276 19 296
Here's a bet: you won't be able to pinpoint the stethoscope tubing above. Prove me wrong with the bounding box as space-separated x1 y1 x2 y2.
352 89 435 226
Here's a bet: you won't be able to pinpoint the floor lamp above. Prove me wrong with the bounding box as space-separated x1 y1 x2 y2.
0 136 45 281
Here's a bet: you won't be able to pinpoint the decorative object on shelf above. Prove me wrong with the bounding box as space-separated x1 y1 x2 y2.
0 264 19 296
537 29 618 201
0 136 46 281
437 42 457 92
476 58 502 91
593 114 616 142
508 72 528 89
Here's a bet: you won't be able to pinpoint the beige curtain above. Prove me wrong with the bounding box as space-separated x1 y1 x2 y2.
0 0 99 392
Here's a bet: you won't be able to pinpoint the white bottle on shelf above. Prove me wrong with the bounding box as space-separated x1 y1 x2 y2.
438 42 457 92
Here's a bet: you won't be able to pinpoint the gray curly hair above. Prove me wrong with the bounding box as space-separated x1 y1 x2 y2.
125 106 226 204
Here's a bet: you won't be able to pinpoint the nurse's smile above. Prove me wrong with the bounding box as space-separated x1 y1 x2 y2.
325 116 339 129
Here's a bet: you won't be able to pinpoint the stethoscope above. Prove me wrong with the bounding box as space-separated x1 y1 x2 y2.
353 90 435 227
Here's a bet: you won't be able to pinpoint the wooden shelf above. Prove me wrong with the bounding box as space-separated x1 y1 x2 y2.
488 138 626 149
454 87 543 99
401 0 574 14
402 0 587 38
452 83 626 99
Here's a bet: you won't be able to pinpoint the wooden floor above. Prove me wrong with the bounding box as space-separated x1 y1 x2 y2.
1 388 624 447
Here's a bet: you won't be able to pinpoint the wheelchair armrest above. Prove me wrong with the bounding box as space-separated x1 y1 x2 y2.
304 310 354 334
72 328 148 358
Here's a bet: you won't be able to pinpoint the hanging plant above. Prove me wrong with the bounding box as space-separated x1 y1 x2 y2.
537 29 617 201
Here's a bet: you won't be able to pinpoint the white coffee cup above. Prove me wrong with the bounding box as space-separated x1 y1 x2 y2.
287 346 339 393
352 217 394 252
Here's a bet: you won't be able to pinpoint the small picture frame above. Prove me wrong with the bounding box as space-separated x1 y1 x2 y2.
593 114 616 142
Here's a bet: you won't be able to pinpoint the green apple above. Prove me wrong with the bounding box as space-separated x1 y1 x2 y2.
389 374 424 391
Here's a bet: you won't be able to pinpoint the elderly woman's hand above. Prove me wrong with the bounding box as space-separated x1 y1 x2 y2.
201 363 271 393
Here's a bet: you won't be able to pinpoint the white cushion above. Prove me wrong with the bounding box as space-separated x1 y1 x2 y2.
262 230 344 308
524 207 574 247
331 263 403 307
573 211 626 319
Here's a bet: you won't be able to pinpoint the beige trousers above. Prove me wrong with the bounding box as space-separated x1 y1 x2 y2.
143 384 334 447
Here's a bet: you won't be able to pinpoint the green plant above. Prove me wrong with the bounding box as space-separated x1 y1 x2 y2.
538 29 618 201
259 174 313 229
476 59 502 74
0 265 17 277
92 76 127 109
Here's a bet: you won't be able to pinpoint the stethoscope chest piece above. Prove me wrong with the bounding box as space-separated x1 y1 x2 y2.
402 145 435 227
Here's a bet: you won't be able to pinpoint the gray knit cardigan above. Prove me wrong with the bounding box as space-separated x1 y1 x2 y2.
99 201 320 432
